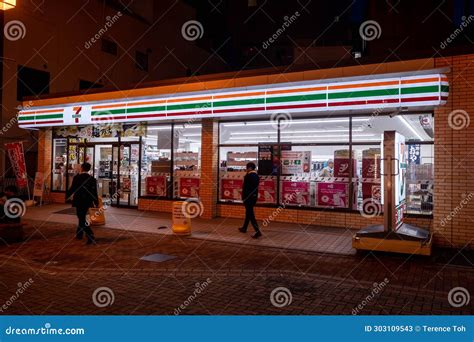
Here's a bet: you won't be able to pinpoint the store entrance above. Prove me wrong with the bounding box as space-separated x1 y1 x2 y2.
68 141 140 207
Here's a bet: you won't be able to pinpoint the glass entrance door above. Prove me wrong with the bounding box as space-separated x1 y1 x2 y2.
117 143 140 206
67 140 140 208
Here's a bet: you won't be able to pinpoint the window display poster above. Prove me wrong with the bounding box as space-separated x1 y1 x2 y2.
121 177 131 192
333 149 356 178
316 182 348 208
281 151 311 174
281 180 310 206
362 183 381 202
146 176 167 196
362 148 381 179
408 144 421 165
221 178 243 201
258 178 276 203
179 177 200 198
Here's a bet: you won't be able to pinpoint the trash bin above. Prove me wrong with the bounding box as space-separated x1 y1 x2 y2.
172 201 191 235
88 198 106 226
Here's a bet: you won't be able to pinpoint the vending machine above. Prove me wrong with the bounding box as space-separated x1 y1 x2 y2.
352 131 432 255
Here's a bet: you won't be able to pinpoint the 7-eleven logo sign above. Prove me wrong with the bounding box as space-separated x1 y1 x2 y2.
73 106 82 123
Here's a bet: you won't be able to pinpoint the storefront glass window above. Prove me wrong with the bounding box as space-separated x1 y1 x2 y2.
218 114 434 216
174 123 201 199
141 125 172 198
52 138 67 191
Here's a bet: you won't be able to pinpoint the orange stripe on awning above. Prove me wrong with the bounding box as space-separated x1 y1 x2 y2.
214 91 266 99
328 80 399 90
267 86 326 95
400 77 439 85
21 108 63 115
92 103 127 109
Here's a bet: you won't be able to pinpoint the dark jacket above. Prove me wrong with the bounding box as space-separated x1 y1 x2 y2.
69 173 99 208
242 171 259 203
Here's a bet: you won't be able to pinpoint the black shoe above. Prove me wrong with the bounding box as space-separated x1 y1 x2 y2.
252 231 262 239
76 235 83 240
86 239 97 245
238 228 247 233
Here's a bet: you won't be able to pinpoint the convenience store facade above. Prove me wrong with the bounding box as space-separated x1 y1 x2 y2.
19 56 474 250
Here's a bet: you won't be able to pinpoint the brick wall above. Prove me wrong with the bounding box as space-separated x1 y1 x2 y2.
433 55 474 249
199 119 219 219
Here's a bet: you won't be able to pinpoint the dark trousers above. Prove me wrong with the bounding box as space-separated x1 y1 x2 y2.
242 200 260 232
76 205 94 241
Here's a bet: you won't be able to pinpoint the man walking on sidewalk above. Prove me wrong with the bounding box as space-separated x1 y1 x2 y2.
238 162 262 238
68 162 99 245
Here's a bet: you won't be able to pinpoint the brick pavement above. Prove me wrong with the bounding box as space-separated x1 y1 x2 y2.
0 219 472 315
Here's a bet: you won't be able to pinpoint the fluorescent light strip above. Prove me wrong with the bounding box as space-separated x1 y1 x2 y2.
222 118 368 127
228 133 375 140
230 128 364 135
397 116 424 141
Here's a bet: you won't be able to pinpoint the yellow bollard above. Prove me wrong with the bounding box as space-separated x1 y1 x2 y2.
88 198 106 226
172 201 191 235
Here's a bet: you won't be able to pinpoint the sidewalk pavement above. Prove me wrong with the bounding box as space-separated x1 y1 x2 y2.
23 203 356 255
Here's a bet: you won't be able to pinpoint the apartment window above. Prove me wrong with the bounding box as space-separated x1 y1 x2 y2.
17 66 50 101
101 38 118 55
135 51 148 71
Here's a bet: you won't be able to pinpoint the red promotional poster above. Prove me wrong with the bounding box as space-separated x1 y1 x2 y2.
221 178 243 201
146 176 167 196
333 149 357 178
362 148 381 179
258 178 276 203
179 177 200 198
362 183 381 202
280 180 310 206
316 182 349 208
5 142 28 188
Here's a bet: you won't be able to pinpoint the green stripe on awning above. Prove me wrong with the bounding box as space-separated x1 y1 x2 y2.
92 108 126 115
213 98 265 108
36 114 63 120
127 105 166 114
266 93 326 104
329 88 399 100
167 102 211 111
401 85 439 95
441 85 449 93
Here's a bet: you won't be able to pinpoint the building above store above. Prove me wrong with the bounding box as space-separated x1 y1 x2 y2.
18 69 448 129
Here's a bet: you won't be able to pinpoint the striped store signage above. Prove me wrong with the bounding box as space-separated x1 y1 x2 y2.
18 74 449 128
